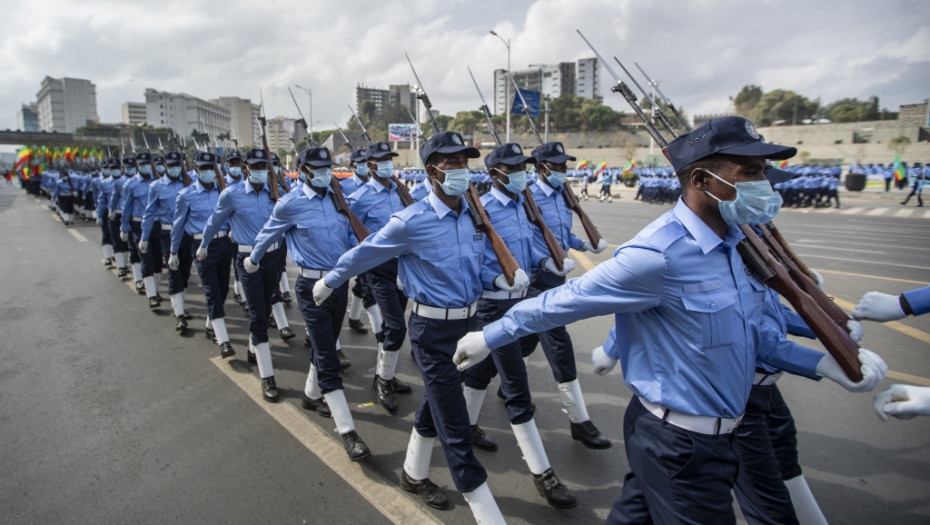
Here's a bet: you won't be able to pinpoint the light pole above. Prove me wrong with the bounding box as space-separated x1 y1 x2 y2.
489 30 511 142
294 84 313 141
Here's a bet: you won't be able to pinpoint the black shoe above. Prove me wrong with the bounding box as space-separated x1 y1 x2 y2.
400 471 449 510
261 376 279 402
279 326 296 340
341 431 371 461
391 377 412 394
337 349 351 370
135 281 145 295
205 327 216 343
533 468 577 509
304 335 313 348
302 394 332 418
175 315 188 332
374 374 398 414
282 291 292 306
247 350 257 364
104 258 114 267
570 420 612 449
348 318 368 334
470 425 498 452
155 294 164 303
220 342 235 359
182 311 192 320
148 296 160 308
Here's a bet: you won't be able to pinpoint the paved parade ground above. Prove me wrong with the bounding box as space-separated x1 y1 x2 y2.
2 182 928 524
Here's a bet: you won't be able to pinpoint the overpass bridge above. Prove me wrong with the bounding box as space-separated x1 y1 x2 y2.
0 129 123 147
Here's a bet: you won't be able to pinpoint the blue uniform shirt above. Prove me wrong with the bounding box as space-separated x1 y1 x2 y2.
410 179 432 202
325 190 485 308
347 177 407 234
483 198 823 418
530 179 584 252
479 188 546 290
201 180 276 248
250 183 356 269
170 180 224 253
96 175 113 217
120 175 155 231
141 176 183 240
340 173 367 196
108 177 127 213
903 285 930 316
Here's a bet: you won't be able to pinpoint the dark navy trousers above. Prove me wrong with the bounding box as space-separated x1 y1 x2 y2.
351 273 378 309
194 236 234 321
135 220 164 278
235 247 284 344
367 259 408 350
169 232 194 296
108 214 129 254
296 275 348 394
518 272 577 383
100 215 113 246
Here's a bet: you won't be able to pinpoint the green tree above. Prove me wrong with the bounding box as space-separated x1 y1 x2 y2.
823 96 883 123
732 85 763 117
449 111 482 136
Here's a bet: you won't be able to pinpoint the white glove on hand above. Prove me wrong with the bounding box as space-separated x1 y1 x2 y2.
96 217 102 226
493 268 529 293
195 246 208 261
581 238 608 253
109 211 116 221
873 384 930 421
816 348 888 392
312 278 333 305
453 331 492 371
244 257 259 273
811 270 824 288
119 231 129 242
846 319 864 342
396 277 404 293
168 253 179 271
543 257 575 277
138 240 148 254
592 346 618 376
853 291 906 322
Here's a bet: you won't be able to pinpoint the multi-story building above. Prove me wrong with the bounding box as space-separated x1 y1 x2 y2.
575 58 601 104
121 102 147 126
144 88 231 142
35 76 99 133
493 58 600 114
16 103 39 132
356 84 389 115
211 96 262 148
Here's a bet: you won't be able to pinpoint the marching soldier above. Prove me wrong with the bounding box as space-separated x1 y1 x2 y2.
109 156 138 283
121 152 161 305
342 148 374 336
141 151 185 317
95 159 116 266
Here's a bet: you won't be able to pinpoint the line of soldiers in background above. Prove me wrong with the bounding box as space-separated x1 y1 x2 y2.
773 165 844 209
849 161 930 192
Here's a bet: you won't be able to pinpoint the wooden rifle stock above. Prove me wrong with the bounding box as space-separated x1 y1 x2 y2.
392 175 415 207
329 178 369 242
522 187 566 271
737 225 862 382
212 157 227 191
465 183 520 286
765 222 818 282
561 183 603 246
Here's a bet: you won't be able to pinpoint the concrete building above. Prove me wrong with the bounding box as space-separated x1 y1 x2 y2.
144 88 230 141
494 59 599 115
211 96 262 148
121 102 147 126
16 103 39 132
265 117 296 153
388 84 416 111
356 84 389 115
575 58 601 103
35 77 99 133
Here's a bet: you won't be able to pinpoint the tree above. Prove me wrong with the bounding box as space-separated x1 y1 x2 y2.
733 85 763 117
449 111 482 136
823 96 883 123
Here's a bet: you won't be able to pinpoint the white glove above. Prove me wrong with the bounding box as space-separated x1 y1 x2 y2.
109 211 116 220
493 268 529 293
853 291 906 322
453 331 492 371
96 217 102 226
581 238 608 253
542 257 576 277
195 246 208 261
244 256 259 273
873 384 930 421
168 253 179 271
592 346 618 376
396 277 404 293
811 270 824 288
120 231 129 242
312 278 333 305
816 348 887 392
846 319 864 342
138 240 148 254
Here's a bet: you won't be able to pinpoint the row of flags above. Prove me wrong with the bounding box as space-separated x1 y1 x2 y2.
573 158 637 178
12 146 108 179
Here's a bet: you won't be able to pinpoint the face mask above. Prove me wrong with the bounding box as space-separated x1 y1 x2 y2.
298 171 307 182
125 167 137 176
198 169 216 184
374 160 394 179
309 167 332 188
249 169 268 185
355 163 369 176
155 165 166 175
434 167 470 196
703 170 783 225
498 169 527 193
227 166 243 179
139 164 152 176
167 166 182 179
112 170 122 178
545 170 567 187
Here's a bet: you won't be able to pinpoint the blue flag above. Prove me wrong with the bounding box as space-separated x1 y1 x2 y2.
511 89 540 117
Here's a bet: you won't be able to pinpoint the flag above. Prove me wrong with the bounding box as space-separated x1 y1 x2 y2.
594 160 608 176
14 147 33 169
575 159 588 170
777 160 788 168
621 159 636 176
510 88 540 117
893 154 905 183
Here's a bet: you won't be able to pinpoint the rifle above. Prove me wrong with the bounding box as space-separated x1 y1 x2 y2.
614 58 678 137
255 90 281 201
507 69 604 247
347 101 415 206
170 132 192 187
467 66 566 272
633 62 692 132
577 29 862 380
406 52 520 286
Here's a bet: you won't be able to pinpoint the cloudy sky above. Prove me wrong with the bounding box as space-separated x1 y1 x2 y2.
1 0 928 138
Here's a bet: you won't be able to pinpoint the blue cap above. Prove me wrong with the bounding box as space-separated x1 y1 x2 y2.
225 150 243 162
107 158 121 168
666 116 796 172
270 152 281 166
244 148 270 165
764 165 796 184
531 142 576 164
193 151 218 167
153 155 166 164
367 142 398 159
164 151 183 165
122 156 137 167
135 151 153 163
298 146 334 168
484 142 535 169
419 131 480 164
350 148 369 163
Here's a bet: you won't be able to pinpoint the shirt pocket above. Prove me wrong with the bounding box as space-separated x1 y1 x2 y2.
420 238 450 262
681 282 738 348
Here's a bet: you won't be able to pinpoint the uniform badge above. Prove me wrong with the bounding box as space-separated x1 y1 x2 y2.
512 144 520 154
745 121 760 139
321 150 328 159
257 151 264 158
473 234 484 241
453 134 462 145
556 144 564 153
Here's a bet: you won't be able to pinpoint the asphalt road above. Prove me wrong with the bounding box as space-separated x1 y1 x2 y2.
1 181 928 524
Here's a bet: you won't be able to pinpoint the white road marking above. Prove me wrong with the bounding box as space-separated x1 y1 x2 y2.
840 207 864 215
894 209 914 218
866 208 888 216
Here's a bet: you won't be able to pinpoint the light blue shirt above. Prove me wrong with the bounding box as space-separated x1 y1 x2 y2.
170 179 223 253
108 176 127 213
250 183 356 269
120 175 155 231
903 285 930 316
530 179 584 252
340 173 367 196
347 177 407 234
201 180 276 248
479 188 546 290
483 198 823 418
410 179 432 202
141 176 183 240
325 190 485 308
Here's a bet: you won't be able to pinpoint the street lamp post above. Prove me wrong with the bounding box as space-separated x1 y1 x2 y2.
294 84 313 141
489 30 511 143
